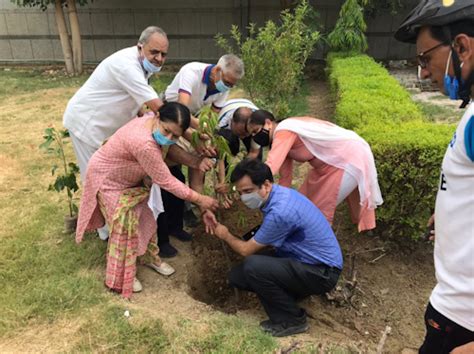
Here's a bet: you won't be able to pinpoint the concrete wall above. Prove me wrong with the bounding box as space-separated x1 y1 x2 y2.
0 0 417 64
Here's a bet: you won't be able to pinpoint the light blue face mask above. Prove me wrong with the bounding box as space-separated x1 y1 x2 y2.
240 191 265 209
215 79 230 93
152 129 175 146
142 56 162 74
443 51 462 100
215 72 231 93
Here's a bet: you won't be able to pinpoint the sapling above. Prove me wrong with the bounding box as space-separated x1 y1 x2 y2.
40 127 80 231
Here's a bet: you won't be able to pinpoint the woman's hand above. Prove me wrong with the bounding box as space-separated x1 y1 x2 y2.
195 194 218 212
198 157 215 173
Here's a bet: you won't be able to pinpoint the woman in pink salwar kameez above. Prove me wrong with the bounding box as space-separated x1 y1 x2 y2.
76 102 218 298
247 110 383 232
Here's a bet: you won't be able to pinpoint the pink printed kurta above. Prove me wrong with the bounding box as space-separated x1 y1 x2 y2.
76 114 198 254
266 118 378 232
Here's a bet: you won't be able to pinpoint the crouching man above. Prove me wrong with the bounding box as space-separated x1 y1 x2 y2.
207 158 343 337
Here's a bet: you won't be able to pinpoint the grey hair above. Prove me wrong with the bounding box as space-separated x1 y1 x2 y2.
217 54 245 79
138 26 168 44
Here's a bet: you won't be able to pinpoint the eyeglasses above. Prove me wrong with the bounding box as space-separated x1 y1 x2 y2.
416 42 448 69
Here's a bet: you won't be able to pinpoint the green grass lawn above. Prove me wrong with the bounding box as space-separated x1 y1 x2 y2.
0 67 291 353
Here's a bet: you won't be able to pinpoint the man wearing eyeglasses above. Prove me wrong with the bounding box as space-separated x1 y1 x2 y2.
63 26 167 240
395 1 474 353
156 55 244 256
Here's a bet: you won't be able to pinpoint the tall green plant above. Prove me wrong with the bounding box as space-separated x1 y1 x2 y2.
327 0 368 53
216 0 320 118
40 127 80 217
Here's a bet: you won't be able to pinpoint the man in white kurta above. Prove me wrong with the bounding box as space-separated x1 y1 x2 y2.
63 26 168 239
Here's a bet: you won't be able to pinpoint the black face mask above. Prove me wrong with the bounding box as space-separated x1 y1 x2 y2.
253 128 270 147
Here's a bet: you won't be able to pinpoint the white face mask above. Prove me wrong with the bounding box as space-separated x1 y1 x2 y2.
240 191 265 209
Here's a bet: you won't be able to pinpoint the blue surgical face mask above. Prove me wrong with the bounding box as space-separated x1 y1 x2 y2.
443 51 462 100
215 79 230 93
142 56 162 74
152 129 175 146
240 191 265 209
215 72 231 93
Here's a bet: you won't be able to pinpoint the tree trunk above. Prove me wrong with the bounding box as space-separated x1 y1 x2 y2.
66 0 83 74
54 0 75 74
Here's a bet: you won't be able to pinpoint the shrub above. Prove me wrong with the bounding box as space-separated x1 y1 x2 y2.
215 0 320 118
327 54 424 129
327 53 456 241
327 0 368 53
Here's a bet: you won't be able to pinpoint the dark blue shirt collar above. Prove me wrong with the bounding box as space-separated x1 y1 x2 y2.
202 64 220 100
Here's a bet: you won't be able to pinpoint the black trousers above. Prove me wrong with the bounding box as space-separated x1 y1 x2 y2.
419 302 474 354
217 128 263 160
157 165 185 247
229 254 340 324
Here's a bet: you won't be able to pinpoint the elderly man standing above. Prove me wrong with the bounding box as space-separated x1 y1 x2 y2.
395 1 474 353
164 54 245 190
156 55 244 256
63 26 168 240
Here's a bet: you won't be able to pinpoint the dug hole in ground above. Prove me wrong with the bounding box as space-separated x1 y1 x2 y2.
132 78 435 353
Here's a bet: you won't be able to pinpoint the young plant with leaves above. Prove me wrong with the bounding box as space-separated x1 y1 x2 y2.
215 0 320 118
40 127 80 218
191 106 236 208
327 0 368 54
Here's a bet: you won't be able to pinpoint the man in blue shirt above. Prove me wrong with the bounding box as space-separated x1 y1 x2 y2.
209 159 343 337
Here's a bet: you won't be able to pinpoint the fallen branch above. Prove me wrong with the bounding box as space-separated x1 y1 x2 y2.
376 325 392 354
369 253 386 264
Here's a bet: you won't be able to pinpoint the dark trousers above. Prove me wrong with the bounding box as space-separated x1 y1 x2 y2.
419 302 474 354
229 255 340 324
157 165 185 247
217 128 263 160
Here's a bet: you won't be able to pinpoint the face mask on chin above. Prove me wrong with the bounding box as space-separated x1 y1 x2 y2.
252 128 270 147
142 57 162 73
240 190 265 209
443 50 461 100
139 46 162 74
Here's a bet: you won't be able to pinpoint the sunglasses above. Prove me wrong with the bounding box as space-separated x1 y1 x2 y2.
416 42 448 69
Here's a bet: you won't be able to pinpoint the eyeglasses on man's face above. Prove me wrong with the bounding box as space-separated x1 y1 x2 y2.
416 42 448 69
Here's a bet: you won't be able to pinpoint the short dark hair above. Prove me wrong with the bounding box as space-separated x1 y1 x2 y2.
232 107 253 125
249 109 275 126
429 20 474 43
230 158 273 187
158 102 191 132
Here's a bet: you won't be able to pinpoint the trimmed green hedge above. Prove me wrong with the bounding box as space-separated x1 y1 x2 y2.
327 53 456 241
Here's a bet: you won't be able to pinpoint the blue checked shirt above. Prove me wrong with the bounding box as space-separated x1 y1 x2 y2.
253 185 343 269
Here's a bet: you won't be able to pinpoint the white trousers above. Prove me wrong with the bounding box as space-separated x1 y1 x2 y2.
70 132 109 240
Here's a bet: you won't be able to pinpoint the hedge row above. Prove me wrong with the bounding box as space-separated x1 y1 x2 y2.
327 53 456 241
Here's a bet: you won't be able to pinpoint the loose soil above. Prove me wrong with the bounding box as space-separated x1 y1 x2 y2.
133 76 436 353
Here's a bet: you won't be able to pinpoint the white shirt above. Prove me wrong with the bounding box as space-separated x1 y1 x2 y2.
431 102 474 331
217 98 260 150
217 98 258 129
164 62 228 115
63 46 158 148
